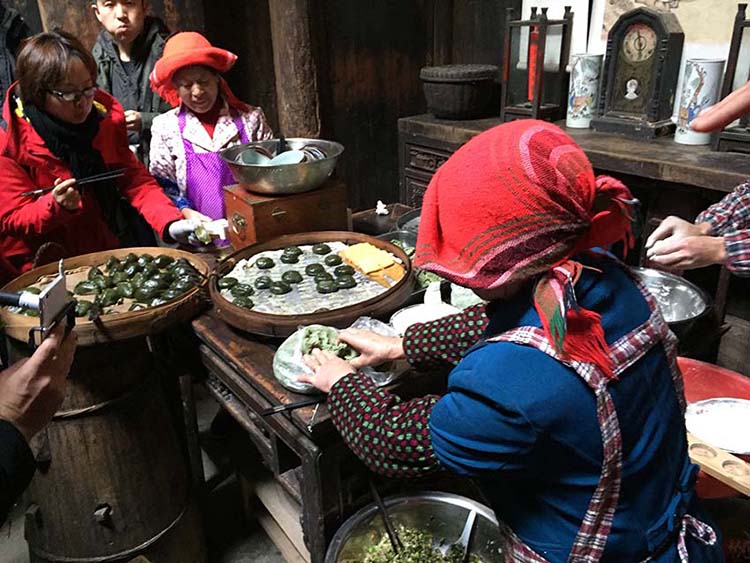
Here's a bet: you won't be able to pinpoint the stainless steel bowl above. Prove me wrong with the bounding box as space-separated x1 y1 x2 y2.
630 267 710 324
221 138 344 195
325 491 503 562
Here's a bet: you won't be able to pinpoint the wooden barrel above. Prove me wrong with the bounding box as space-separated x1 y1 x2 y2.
15 336 205 563
2 248 208 562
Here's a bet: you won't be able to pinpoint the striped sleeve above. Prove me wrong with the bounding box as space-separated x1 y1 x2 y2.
696 182 750 276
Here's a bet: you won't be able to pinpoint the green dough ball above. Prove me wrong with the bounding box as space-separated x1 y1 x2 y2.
154 254 175 269
171 277 194 293
316 280 338 294
254 275 273 290
283 245 303 256
105 256 122 272
161 289 183 302
324 254 342 266
74 300 92 317
255 257 275 269
142 263 159 278
280 253 300 264
123 252 138 265
232 296 255 309
218 277 239 289
305 263 325 276
312 243 332 255
136 254 154 268
142 278 168 291
281 271 303 284
231 283 254 297
99 288 122 307
134 286 160 302
111 271 129 284
334 264 355 277
313 272 333 283
74 281 100 295
88 266 104 281
270 281 292 295
123 263 141 278
116 281 135 299
335 275 357 289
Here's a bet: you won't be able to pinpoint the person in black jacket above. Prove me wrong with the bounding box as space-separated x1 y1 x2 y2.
0 2 31 121
0 325 76 524
91 0 172 166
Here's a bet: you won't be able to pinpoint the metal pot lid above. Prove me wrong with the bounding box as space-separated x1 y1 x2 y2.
420 64 498 83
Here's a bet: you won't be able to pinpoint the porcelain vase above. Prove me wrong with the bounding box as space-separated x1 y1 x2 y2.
566 53 602 129
675 59 725 145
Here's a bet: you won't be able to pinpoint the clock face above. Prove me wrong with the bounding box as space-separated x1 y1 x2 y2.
622 23 657 63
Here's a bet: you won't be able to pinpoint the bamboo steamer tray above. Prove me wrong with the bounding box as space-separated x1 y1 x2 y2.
0 247 210 346
210 231 414 337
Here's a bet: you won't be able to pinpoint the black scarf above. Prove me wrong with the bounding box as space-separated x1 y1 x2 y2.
23 102 133 244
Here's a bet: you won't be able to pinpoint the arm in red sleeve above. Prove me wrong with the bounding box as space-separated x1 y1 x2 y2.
402 303 489 371
117 149 182 239
326 372 442 478
0 157 81 237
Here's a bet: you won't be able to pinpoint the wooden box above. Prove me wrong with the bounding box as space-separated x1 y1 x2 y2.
224 180 349 249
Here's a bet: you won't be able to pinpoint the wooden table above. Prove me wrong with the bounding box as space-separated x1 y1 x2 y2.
192 312 448 563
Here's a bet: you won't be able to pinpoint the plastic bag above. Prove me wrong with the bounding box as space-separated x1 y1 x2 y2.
272 317 402 395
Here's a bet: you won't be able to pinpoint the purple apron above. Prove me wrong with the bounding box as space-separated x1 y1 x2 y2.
178 107 249 220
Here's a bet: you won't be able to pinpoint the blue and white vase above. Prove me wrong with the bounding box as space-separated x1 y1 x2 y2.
675 59 725 145
566 54 603 129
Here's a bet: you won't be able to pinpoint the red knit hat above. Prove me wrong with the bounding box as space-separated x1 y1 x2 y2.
414 120 636 377
149 32 248 111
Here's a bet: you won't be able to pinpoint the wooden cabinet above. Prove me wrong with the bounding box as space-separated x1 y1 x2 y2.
399 131 459 207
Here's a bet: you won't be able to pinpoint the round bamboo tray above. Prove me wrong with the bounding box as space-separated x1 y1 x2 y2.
210 231 414 337
0 247 210 346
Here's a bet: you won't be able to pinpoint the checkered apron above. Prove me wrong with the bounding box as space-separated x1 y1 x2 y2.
485 275 717 562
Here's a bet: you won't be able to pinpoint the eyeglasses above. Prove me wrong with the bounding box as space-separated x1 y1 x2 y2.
47 86 98 103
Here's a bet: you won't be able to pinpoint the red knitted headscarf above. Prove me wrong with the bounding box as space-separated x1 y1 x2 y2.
414 120 636 377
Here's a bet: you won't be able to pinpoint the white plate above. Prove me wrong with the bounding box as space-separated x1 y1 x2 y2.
390 303 459 336
685 398 750 455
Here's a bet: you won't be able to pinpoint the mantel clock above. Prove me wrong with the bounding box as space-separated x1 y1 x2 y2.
591 7 684 139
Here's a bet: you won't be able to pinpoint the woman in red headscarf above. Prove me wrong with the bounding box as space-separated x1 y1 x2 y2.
299 121 723 562
148 32 273 224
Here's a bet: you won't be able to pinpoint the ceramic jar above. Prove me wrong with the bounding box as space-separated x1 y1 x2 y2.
566 54 603 129
675 59 725 145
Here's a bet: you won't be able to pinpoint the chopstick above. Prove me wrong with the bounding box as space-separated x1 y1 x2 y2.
21 169 127 197
260 396 324 416
369 479 403 553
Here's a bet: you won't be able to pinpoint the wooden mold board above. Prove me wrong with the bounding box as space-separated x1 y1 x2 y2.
687 432 750 497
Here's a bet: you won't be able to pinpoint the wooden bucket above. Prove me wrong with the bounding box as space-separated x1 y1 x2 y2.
2 248 208 562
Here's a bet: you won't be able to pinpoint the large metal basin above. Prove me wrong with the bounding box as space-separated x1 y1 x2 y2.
325 491 503 562
221 138 344 195
630 267 711 330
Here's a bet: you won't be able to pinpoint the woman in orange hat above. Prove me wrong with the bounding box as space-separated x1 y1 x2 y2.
148 32 273 225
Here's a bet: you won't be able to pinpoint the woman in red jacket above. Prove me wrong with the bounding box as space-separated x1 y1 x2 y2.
0 31 199 285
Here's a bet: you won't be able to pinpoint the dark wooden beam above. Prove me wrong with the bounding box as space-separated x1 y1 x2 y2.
268 0 321 137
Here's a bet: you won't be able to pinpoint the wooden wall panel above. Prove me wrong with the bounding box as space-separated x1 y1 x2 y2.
33 0 204 50
4 0 42 33
314 0 438 211
203 0 278 133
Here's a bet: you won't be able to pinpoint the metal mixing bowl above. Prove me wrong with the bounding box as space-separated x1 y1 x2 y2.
325 491 503 562
630 267 710 325
221 138 344 195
